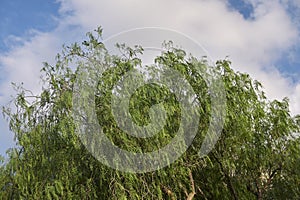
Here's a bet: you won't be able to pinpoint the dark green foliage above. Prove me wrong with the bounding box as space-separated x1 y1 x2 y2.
1 27 299 199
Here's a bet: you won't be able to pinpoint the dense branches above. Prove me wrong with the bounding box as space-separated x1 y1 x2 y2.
1 27 300 199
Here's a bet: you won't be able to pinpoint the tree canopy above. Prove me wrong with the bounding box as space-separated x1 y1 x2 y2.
1 27 300 199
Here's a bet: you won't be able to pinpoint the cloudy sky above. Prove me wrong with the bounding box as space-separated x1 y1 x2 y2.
0 0 300 156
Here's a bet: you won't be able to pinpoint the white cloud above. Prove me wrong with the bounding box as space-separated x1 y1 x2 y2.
291 84 300 114
56 0 299 109
1 32 58 96
1 0 300 154
0 0 298 107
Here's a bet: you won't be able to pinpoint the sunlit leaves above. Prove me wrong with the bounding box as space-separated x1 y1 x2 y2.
1 27 299 199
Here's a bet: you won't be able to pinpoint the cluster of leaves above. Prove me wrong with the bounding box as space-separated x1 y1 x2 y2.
0 27 300 199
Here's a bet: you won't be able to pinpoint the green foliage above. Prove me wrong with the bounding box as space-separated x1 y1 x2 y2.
1 27 299 199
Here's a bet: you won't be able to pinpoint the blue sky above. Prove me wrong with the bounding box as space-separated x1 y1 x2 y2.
0 0 300 156
228 0 254 19
0 0 60 155
0 0 60 52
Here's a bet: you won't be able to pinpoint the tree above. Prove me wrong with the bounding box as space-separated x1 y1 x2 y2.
1 27 299 199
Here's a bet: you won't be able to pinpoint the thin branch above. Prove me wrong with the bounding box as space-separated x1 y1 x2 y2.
197 186 208 200
162 185 175 200
186 170 196 200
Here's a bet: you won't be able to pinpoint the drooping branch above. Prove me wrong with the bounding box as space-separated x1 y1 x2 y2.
212 153 238 200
